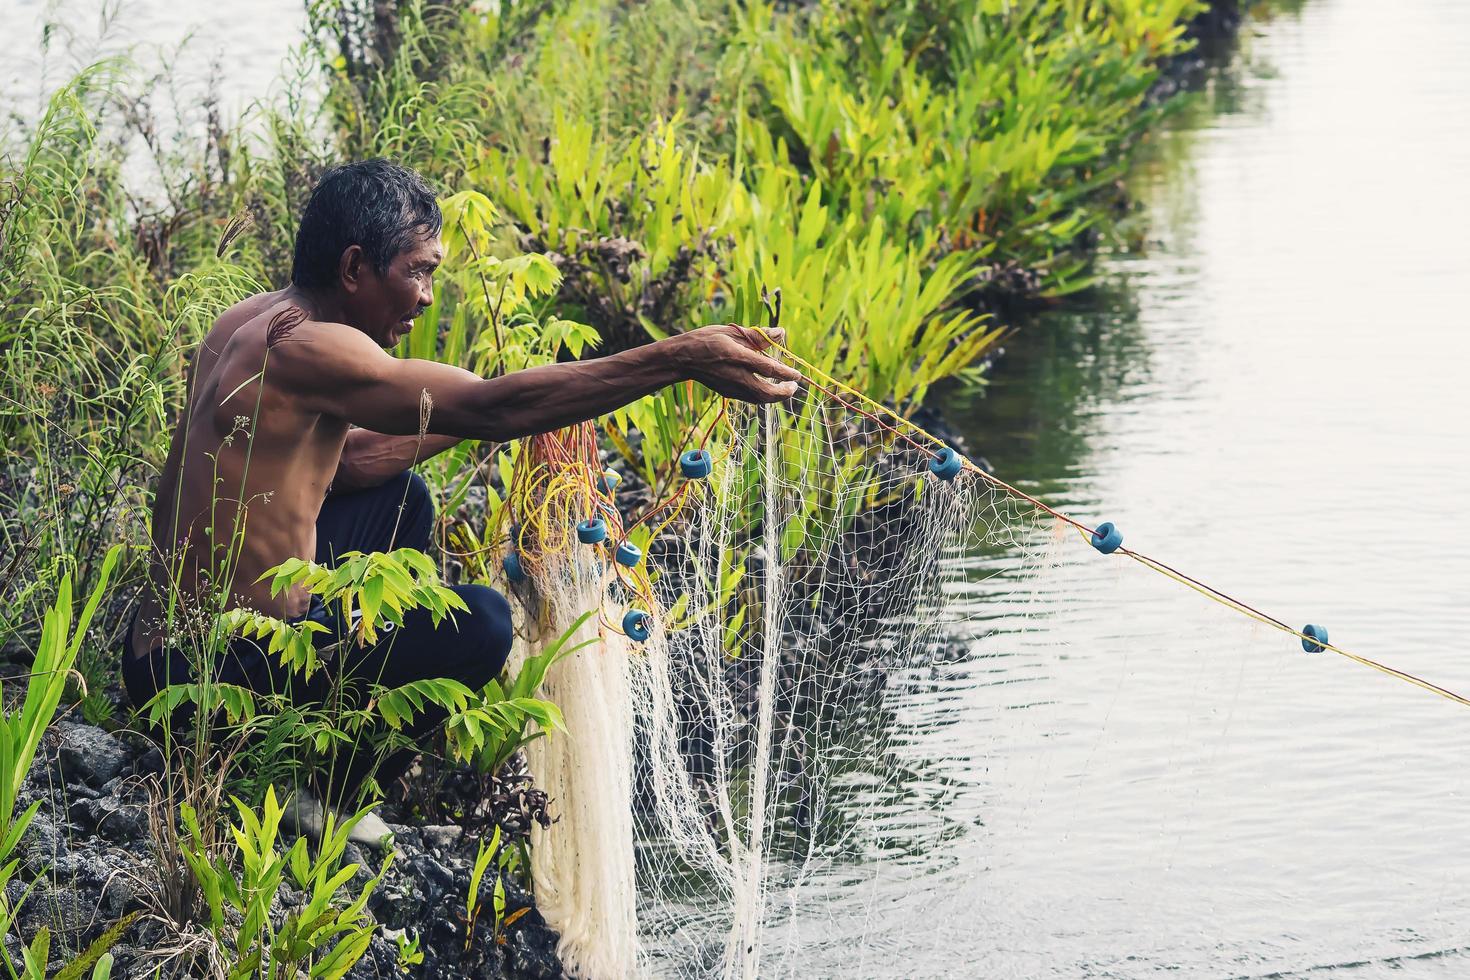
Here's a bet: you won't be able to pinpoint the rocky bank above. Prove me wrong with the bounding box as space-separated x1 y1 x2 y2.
5 716 563 979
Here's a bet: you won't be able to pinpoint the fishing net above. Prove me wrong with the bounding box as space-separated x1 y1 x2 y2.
495 379 1077 979
627 401 997 980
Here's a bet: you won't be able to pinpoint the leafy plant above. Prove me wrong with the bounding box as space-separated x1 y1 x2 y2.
464 825 530 948
258 548 468 652
0 546 121 979
177 786 388 979
464 825 505 947
162 548 568 801
737 0 1200 293
392 929 423 970
473 114 739 348
460 609 595 775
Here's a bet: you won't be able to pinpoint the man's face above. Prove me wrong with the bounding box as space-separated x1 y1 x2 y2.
344 232 443 348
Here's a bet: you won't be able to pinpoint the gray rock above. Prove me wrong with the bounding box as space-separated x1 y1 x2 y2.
99 875 145 919
66 797 96 830
134 747 164 776
405 853 456 896
56 723 131 789
19 811 61 874
43 850 87 883
4 879 25 911
92 800 146 844
66 796 144 843
508 925 564 980
420 823 462 853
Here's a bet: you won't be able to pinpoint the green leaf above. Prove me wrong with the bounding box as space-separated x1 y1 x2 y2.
360 576 384 635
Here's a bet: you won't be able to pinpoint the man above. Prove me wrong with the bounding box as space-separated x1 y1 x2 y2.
123 159 800 842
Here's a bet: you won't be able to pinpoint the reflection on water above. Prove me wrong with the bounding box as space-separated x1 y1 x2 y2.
792 0 1470 976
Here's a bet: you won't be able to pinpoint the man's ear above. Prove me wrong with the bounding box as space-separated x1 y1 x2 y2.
338 244 365 294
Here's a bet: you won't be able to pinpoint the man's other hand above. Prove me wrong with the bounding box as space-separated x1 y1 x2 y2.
677 324 803 404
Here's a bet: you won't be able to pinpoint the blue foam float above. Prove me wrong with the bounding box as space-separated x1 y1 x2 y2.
623 609 652 642
615 541 643 567
680 449 713 479
503 551 527 583
576 518 607 545
928 447 963 481
1301 623 1329 653
1090 521 1123 555
598 468 621 495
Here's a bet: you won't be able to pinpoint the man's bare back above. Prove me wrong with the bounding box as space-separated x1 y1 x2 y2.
132 291 351 659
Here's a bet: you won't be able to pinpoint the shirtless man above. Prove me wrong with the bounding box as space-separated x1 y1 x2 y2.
123 159 800 839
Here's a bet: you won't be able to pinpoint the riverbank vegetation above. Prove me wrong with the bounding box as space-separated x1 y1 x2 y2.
2 0 1229 974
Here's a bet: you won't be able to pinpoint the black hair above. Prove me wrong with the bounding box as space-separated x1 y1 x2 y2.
290 159 442 289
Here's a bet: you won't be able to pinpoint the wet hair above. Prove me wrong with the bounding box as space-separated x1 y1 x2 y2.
290 160 442 289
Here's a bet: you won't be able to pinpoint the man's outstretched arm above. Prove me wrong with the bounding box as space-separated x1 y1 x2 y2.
271 322 802 443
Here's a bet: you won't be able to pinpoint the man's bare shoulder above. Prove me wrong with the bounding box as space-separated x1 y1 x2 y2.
244 310 396 410
206 298 379 366
261 312 386 365
196 298 378 400
199 290 285 356
218 290 286 329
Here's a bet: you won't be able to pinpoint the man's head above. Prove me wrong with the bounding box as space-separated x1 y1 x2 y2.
291 160 444 347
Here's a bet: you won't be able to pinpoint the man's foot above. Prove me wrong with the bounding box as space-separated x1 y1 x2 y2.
282 787 396 851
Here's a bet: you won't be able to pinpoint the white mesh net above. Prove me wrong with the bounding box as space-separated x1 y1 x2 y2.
519 558 639 979
503 396 1070 978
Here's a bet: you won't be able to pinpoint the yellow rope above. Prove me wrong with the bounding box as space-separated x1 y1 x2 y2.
751 327 1470 711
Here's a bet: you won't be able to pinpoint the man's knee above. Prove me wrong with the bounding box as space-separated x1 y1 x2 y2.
453 585 513 681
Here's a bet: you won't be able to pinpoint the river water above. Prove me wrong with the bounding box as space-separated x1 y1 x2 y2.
7 0 1470 977
0 0 303 123
883 2 1470 977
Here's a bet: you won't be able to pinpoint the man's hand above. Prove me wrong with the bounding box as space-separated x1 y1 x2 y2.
675 324 803 404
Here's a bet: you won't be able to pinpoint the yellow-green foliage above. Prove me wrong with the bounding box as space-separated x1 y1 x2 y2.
212 550 572 776
404 189 599 376
178 787 388 979
430 0 1203 487
0 549 121 980
740 0 1199 285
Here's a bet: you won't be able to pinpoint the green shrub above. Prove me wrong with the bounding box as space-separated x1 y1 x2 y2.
738 0 1201 293
0 547 121 978
178 787 387 979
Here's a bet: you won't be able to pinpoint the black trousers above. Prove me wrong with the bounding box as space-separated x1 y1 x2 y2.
123 471 513 802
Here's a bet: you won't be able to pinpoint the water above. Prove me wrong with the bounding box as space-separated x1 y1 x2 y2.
882 2 1470 976
7 0 1470 976
0 0 303 123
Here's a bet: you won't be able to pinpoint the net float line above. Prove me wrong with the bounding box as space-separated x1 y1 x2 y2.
748 324 1470 711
